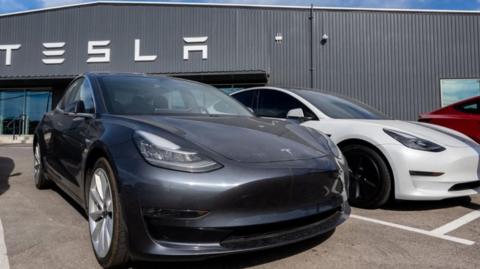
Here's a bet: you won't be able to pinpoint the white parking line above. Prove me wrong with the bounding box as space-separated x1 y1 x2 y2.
351 214 475 246
0 219 9 269
431 210 480 236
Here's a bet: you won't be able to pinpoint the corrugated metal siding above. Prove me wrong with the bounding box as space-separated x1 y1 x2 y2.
313 10 480 119
0 3 479 120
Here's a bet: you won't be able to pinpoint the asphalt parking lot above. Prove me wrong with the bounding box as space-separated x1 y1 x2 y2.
1 145 480 269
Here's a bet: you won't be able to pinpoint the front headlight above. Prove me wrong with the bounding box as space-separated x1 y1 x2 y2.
384 129 445 152
133 131 222 173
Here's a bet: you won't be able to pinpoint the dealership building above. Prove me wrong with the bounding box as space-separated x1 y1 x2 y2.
0 1 479 136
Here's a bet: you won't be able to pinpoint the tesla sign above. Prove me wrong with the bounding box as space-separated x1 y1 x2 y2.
0 36 208 66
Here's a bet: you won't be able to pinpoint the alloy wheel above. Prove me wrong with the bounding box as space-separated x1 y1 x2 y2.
88 168 114 258
348 154 382 203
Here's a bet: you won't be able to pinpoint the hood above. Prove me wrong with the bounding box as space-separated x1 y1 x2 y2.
366 120 475 148
120 115 332 163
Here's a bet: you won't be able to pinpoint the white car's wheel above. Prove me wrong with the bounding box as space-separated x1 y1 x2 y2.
342 144 392 208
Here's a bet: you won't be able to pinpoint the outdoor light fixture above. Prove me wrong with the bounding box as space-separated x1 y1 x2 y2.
275 33 283 43
321 33 329 45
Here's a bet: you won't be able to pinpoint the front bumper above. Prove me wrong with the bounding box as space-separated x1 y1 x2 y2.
114 156 349 261
380 144 480 200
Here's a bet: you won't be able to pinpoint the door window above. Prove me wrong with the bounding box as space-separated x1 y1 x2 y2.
79 80 95 113
257 90 317 119
232 90 256 110
62 78 95 113
455 101 480 114
61 79 83 112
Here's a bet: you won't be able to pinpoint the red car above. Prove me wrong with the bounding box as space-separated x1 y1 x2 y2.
419 96 480 143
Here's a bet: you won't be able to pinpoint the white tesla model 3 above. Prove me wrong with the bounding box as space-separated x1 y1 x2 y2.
231 87 480 208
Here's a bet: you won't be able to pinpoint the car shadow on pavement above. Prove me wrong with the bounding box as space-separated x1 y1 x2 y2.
383 196 480 211
0 156 14 195
131 229 335 269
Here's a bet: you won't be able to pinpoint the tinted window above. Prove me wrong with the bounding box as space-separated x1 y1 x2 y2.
455 101 480 114
61 79 83 112
79 80 95 113
294 90 387 119
62 78 95 113
257 90 317 119
232 90 256 109
98 76 252 116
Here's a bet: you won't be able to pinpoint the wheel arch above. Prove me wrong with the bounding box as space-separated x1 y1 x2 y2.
338 138 396 200
33 134 38 153
83 142 119 208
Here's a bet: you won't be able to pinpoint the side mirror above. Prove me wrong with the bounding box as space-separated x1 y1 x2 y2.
287 108 311 122
74 100 86 114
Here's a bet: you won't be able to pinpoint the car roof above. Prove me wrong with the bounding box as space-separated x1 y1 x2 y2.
241 86 349 100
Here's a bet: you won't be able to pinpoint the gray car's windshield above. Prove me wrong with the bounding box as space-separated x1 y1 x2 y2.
99 76 252 116
294 90 388 119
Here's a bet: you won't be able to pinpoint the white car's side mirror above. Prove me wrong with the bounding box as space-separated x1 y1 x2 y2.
287 108 305 118
287 108 313 123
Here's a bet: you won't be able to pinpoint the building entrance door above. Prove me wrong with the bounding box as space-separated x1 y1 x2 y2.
0 90 52 135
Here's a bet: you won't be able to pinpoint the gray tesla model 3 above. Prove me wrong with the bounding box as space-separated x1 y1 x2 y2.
33 73 350 268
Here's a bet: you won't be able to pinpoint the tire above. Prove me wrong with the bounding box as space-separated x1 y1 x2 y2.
342 144 392 209
86 158 129 269
33 143 51 189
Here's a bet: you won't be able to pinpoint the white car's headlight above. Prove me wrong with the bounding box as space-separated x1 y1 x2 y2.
384 129 445 152
133 131 222 172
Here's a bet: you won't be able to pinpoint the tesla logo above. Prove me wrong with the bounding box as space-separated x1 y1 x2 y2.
0 36 209 66
42 42 65 64
134 39 157 62
183 36 208 60
87 40 111 63
0 44 21 65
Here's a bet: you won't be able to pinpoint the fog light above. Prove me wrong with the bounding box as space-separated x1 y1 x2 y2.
143 208 209 219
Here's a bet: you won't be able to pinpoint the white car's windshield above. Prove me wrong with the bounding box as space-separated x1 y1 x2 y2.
294 90 388 120
99 75 252 116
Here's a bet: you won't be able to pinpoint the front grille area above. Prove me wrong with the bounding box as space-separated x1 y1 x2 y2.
145 206 343 247
449 181 480 191
220 207 341 249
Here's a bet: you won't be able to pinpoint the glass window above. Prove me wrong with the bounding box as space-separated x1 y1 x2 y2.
61 79 83 112
232 90 256 109
61 78 95 113
294 90 387 119
218 87 245 95
257 90 317 119
441 79 480 107
455 101 480 114
0 90 51 135
98 75 252 116
79 80 95 113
